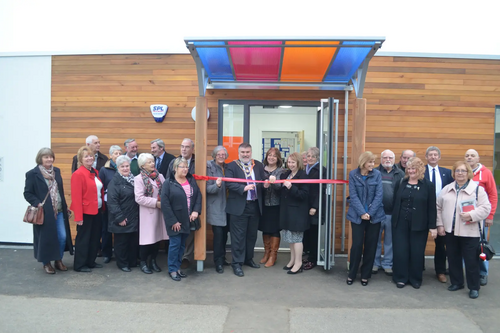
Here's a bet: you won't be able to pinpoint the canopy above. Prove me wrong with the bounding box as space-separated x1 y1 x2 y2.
184 37 385 97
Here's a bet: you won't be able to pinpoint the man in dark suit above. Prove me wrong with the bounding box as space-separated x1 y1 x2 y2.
71 135 108 173
150 138 175 178
225 143 265 277
424 145 453 283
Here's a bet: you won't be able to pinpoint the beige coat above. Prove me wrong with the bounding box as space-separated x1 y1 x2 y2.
436 181 491 237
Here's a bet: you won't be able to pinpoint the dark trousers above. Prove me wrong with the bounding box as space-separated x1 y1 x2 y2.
445 233 480 291
74 213 102 270
349 220 381 280
139 242 161 262
212 221 230 265
101 211 113 258
230 201 260 266
168 233 189 273
306 224 319 262
114 232 138 269
182 230 195 262
434 234 447 275
392 224 428 285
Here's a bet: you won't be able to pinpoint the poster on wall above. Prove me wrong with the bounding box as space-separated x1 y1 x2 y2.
262 131 299 162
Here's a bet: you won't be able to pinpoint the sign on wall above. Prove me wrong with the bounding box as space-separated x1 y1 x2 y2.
150 104 168 123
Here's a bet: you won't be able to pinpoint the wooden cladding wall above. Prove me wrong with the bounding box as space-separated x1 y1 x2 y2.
364 56 500 254
51 54 500 256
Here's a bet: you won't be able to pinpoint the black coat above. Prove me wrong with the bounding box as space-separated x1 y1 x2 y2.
392 178 437 231
23 166 73 262
106 172 139 234
279 170 310 232
156 152 176 178
225 159 266 216
307 163 327 225
161 173 202 236
71 151 108 174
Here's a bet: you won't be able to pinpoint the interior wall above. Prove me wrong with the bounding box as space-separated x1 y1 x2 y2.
249 106 317 162
0 56 52 243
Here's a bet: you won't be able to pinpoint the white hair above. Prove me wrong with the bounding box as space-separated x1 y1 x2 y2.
86 135 98 145
116 155 131 167
182 138 194 149
381 149 395 159
138 153 154 168
109 145 122 155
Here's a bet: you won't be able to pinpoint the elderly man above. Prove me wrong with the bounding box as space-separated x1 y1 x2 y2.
150 139 175 178
424 146 453 283
226 143 265 277
124 139 140 176
166 138 196 268
465 149 497 286
396 149 416 172
71 135 108 173
373 150 404 276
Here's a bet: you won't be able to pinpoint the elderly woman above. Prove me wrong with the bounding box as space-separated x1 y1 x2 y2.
259 147 284 268
107 156 139 272
23 148 73 274
161 157 202 281
346 151 385 286
98 145 123 263
134 153 169 274
437 161 491 299
206 146 230 273
71 146 105 272
280 152 309 274
392 157 437 289
303 147 326 270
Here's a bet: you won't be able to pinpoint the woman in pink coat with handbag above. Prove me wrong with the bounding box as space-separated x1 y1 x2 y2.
134 153 169 274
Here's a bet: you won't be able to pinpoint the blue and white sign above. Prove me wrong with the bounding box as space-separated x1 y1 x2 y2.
150 104 168 123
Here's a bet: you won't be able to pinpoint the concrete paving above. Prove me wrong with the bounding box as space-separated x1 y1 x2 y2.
0 247 498 333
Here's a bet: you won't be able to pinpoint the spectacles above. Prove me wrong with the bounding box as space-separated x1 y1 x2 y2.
178 166 189 169
455 169 468 174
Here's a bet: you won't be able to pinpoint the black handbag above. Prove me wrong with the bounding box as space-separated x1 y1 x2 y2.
190 218 201 231
478 222 495 261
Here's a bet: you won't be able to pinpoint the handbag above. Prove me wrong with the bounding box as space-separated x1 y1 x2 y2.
478 222 495 261
23 192 50 225
190 217 201 231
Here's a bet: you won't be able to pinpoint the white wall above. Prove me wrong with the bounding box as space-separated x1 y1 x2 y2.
249 107 317 162
0 56 52 243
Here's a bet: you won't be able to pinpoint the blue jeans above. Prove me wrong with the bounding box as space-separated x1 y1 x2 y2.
168 233 189 273
374 214 393 269
480 226 489 277
43 212 66 265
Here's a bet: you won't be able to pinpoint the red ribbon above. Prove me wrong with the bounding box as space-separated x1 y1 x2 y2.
193 174 348 184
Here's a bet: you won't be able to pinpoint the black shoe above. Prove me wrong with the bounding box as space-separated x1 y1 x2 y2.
150 259 162 272
469 290 479 299
287 265 303 275
448 284 464 291
216 265 224 274
244 260 260 268
480 275 488 286
103 257 111 264
89 263 103 268
233 266 244 277
169 272 181 281
140 261 152 274
223 260 231 266
120 267 131 272
346 278 354 285
411 283 421 289
283 265 293 271
396 282 405 289
75 266 92 273
361 279 369 286
177 271 187 278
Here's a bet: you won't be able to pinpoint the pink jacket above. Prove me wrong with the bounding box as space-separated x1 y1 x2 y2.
436 181 491 237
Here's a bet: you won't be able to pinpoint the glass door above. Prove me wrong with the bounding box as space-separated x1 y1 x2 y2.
317 97 338 270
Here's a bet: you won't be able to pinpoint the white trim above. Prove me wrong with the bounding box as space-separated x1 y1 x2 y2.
376 51 500 60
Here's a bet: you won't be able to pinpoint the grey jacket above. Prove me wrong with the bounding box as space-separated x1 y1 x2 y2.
376 164 404 214
206 160 227 227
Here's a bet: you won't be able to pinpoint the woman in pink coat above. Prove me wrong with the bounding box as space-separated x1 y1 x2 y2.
134 153 169 274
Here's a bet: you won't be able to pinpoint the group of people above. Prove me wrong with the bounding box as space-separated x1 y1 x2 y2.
347 147 496 299
23 137 496 293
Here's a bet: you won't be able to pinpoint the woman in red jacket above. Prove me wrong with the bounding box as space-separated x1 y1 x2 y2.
71 146 105 272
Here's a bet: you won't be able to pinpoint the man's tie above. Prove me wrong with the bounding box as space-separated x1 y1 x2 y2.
156 157 161 170
244 164 257 200
431 167 436 183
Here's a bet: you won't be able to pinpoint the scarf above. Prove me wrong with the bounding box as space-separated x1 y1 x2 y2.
121 173 134 185
110 159 117 170
140 168 162 200
39 165 59 218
